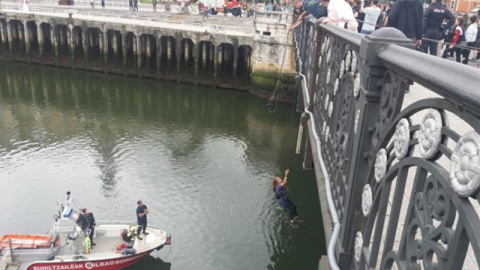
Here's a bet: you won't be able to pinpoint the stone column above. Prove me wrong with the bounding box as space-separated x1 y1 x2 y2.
194 42 199 82
216 44 223 78
133 35 138 67
233 44 238 84
0 22 6 51
103 30 109 64
113 33 118 57
184 41 189 62
24 22 30 55
176 38 181 80
136 34 142 68
6 21 13 52
146 36 151 64
202 42 207 68
213 44 218 80
122 32 127 69
82 29 88 62
37 24 43 56
68 25 74 60
167 38 172 61
98 32 103 59
156 36 162 74
51 25 59 59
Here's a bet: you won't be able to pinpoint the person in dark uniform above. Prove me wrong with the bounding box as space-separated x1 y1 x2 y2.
288 0 329 31
136 200 149 240
81 209 96 246
421 0 455 55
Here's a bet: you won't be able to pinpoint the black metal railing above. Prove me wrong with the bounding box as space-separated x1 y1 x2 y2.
294 15 480 270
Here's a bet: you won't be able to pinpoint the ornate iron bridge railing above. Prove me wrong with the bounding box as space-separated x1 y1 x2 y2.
294 16 480 270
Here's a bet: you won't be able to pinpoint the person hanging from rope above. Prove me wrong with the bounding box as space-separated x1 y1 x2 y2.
272 169 301 225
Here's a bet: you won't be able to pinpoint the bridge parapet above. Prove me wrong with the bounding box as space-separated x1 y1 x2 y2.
294 15 480 269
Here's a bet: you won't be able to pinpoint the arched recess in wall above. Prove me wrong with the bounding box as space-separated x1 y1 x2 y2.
25 21 39 57
56 24 69 59
140 34 157 74
85 27 101 65
159 36 177 78
9 20 24 56
125 32 135 68
237 45 252 86
72 26 83 60
217 43 234 86
179 38 195 79
40 22 54 60
106 30 123 69
197 40 214 82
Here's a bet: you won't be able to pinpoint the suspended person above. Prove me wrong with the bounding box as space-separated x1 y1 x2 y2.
442 16 466 63
463 15 478 65
272 169 301 225
321 0 358 32
136 200 149 240
421 0 455 56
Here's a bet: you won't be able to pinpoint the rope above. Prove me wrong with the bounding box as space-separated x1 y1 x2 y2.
267 29 289 114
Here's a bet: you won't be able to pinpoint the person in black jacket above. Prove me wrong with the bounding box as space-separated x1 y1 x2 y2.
421 0 455 55
81 209 96 246
387 0 423 47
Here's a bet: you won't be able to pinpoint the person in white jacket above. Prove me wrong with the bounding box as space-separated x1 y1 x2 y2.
463 15 478 65
321 0 358 32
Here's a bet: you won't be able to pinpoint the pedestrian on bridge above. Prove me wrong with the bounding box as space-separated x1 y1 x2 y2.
134 0 139 11
152 0 158 12
90 0 95 9
101 0 105 8
129 0 133 10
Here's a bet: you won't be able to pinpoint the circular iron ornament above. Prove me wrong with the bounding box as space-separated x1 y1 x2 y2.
374 148 387 183
362 184 372 217
325 126 330 142
351 51 358 74
450 131 480 197
393 118 411 160
353 75 361 99
325 94 330 112
354 231 363 263
418 109 443 159
354 110 360 134
346 51 352 71
333 79 339 96
339 60 345 78
328 101 333 118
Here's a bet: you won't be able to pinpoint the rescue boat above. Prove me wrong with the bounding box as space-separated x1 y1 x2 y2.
0 192 171 270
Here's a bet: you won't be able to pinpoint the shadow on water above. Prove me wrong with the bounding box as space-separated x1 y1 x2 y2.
126 256 172 270
0 61 326 270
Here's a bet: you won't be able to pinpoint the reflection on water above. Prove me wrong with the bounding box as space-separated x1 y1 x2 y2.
0 62 325 270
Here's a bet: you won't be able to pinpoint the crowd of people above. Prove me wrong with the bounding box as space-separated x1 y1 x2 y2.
289 0 480 67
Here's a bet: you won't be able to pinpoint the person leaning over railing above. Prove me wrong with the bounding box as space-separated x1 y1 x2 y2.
321 0 358 32
288 0 329 31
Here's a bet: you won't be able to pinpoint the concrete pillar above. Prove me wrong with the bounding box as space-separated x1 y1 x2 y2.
156 36 162 74
89 30 94 48
113 33 118 56
98 32 103 57
68 25 74 60
0 22 6 50
24 22 30 54
202 43 207 68
122 33 127 68
167 38 172 60
37 24 43 56
176 38 181 79
194 42 199 81
136 35 142 68
133 35 138 66
146 36 151 63
51 25 59 59
184 41 189 62
102 31 108 64
213 45 218 80
6 21 13 52
82 29 88 61
217 44 223 75
233 45 238 83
